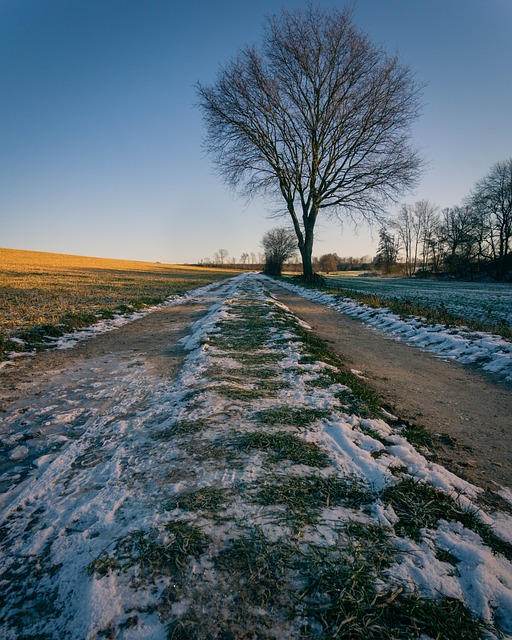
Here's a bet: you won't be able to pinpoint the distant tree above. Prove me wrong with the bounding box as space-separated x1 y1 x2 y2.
250 252 256 264
240 252 249 264
197 5 422 280
218 249 228 264
318 253 340 273
392 200 438 274
261 227 297 276
438 205 480 276
374 228 399 273
416 200 440 271
391 204 414 274
471 158 512 278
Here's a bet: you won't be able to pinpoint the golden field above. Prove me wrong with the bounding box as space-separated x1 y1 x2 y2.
0 248 234 355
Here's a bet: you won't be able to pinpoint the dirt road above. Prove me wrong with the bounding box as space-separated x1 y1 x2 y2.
2 275 512 639
1 277 511 498
0 299 212 503
269 282 512 492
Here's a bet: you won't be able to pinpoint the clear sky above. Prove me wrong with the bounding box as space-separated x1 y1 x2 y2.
1 0 511 264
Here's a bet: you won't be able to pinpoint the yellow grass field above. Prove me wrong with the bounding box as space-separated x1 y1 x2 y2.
0 247 235 356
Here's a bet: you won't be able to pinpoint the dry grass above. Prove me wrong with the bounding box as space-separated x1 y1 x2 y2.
0 247 233 354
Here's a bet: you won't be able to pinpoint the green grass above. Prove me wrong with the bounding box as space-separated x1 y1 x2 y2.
287 321 383 417
150 419 208 440
298 520 487 640
209 521 488 640
87 521 209 582
320 280 512 343
254 406 330 428
254 474 375 525
166 487 232 514
243 367 280 380
214 384 269 401
232 431 332 468
214 528 293 610
381 477 512 560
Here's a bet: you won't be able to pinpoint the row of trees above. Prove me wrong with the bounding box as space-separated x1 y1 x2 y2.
199 250 302 267
198 239 374 275
376 158 512 279
199 250 265 266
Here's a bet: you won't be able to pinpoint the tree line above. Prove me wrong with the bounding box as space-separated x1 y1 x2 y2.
376 158 512 280
196 3 510 282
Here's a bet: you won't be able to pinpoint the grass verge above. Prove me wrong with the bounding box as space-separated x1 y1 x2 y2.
316 278 512 342
0 247 234 358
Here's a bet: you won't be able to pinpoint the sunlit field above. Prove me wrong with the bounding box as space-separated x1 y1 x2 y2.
0 248 234 356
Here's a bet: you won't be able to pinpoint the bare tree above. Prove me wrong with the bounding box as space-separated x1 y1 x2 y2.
416 200 439 271
218 249 228 264
392 200 438 274
197 6 423 280
375 227 400 274
392 203 415 275
471 158 512 278
439 205 480 275
261 227 297 276
318 253 340 273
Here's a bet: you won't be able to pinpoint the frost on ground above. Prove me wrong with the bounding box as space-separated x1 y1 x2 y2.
324 277 512 329
1 274 512 639
275 278 512 382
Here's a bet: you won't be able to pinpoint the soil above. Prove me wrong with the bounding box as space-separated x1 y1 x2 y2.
0 301 212 501
2 283 511 498
268 282 512 493
0 301 210 404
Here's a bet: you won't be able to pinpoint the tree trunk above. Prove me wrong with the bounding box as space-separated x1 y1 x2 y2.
300 226 315 281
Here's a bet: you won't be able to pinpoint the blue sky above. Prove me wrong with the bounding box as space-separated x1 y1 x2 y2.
1 0 511 263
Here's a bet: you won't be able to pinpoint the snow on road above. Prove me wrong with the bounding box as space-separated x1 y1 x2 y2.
274 278 512 381
1 274 511 639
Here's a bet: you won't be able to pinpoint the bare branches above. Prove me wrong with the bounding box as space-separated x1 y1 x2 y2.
196 5 423 278
261 227 298 275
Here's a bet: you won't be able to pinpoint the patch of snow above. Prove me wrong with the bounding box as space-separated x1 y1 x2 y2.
9 445 29 461
499 487 512 506
269 277 512 380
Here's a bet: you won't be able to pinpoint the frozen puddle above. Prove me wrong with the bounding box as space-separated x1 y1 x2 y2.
1 273 511 639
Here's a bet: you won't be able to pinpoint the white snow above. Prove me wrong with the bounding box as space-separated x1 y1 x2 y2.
0 273 511 639
270 276 512 380
8 444 29 461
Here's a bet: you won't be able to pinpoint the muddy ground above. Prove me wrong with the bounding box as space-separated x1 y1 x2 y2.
269 283 512 493
1 284 511 498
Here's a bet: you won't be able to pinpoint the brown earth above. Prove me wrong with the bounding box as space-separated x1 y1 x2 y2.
0 301 210 405
2 282 511 499
269 282 512 494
